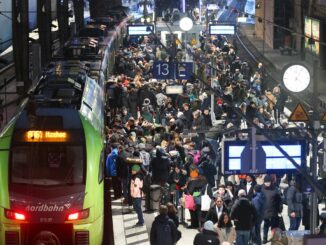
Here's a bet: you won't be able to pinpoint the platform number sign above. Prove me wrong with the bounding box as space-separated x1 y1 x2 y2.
153 62 174 79
176 62 193 80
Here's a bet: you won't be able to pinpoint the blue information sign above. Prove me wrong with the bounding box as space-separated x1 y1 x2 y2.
176 62 193 80
222 139 307 174
152 62 174 79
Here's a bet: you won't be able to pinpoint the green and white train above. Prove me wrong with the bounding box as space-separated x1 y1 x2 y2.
0 12 130 245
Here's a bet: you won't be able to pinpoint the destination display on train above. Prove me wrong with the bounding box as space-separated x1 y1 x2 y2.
24 130 69 142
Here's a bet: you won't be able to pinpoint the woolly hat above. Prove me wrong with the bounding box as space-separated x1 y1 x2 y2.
203 220 215 232
131 165 140 172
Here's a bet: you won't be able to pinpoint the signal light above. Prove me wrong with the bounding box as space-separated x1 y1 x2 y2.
67 209 89 221
5 209 26 221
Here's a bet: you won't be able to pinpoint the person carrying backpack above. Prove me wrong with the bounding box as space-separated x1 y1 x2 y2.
150 205 180 245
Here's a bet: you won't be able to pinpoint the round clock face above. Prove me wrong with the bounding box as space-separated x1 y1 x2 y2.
283 64 310 92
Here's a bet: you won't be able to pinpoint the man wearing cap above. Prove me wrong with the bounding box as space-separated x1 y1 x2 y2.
262 175 283 244
193 220 220 245
130 164 144 227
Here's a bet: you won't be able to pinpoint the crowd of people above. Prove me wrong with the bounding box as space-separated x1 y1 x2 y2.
104 28 326 245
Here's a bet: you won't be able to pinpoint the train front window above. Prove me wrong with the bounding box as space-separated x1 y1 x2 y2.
11 145 85 186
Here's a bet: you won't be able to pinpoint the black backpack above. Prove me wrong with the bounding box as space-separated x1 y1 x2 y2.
155 221 174 245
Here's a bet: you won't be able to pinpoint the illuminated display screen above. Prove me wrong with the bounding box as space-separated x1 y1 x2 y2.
209 25 235 35
223 140 306 174
24 131 69 142
127 25 154 36
304 17 320 56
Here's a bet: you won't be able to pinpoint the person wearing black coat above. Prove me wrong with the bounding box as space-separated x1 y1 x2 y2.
261 175 283 243
199 159 217 188
252 185 266 245
187 174 208 228
230 189 257 245
182 103 193 129
240 175 256 200
193 220 220 245
150 148 171 186
150 205 179 245
138 84 157 110
116 146 130 204
206 196 229 224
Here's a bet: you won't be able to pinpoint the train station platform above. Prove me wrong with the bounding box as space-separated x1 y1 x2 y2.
110 191 323 245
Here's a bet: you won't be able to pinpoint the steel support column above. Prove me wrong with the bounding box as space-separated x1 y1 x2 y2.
73 0 84 33
57 0 69 45
37 0 52 67
12 0 30 94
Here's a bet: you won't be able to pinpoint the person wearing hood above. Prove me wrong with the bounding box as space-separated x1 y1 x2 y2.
130 164 144 227
193 220 220 245
261 175 282 244
252 185 266 245
150 147 171 186
150 205 179 245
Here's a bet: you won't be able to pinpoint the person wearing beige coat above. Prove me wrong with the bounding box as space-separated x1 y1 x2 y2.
215 212 236 245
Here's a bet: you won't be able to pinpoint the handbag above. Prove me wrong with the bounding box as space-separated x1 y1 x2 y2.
201 185 212 211
185 194 196 211
193 191 201 205
277 215 286 231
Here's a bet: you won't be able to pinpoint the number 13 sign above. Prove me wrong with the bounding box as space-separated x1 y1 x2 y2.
152 61 174 79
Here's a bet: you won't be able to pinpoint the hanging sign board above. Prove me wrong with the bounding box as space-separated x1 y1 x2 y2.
288 103 309 122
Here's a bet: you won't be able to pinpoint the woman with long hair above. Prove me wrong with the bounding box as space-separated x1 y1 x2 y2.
216 212 236 245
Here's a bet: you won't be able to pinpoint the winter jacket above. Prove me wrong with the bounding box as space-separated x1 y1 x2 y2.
187 178 207 196
240 180 256 200
150 153 171 184
230 197 257 231
150 214 178 245
216 227 236 244
127 90 139 118
199 161 217 188
183 109 193 129
252 192 265 223
206 204 229 224
106 149 118 177
193 229 220 245
116 151 129 179
262 185 282 219
130 174 143 198
287 186 303 218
